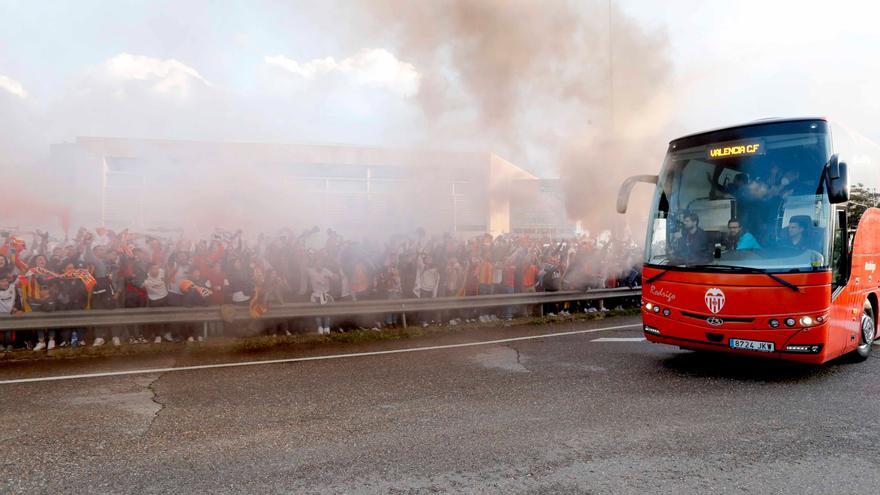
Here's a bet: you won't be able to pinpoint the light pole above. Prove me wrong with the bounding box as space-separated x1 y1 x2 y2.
608 0 615 132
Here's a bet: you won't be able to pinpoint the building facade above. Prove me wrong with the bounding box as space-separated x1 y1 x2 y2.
50 137 537 238
509 179 579 238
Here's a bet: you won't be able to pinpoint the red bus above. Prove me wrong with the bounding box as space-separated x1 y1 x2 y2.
618 117 880 364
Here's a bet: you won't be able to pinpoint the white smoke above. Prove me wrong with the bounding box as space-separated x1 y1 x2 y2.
0 2 675 242
355 0 674 232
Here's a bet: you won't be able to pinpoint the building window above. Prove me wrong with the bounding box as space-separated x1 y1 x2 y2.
105 157 141 173
105 173 144 187
291 178 327 191
369 180 405 194
287 163 367 178
369 166 415 179
327 179 367 193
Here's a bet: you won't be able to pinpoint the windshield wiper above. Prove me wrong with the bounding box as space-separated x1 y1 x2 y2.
688 264 800 292
645 269 668 284
763 272 801 292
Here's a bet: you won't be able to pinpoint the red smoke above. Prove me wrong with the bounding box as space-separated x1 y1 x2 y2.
0 187 70 237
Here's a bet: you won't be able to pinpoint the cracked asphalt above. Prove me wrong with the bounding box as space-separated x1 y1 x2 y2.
2 314 880 494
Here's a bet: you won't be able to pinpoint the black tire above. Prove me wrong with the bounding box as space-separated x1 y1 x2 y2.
853 302 875 362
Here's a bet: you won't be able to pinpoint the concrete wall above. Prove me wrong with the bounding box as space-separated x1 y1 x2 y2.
488 154 538 236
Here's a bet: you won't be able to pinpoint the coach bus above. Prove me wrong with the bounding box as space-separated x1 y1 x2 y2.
618 117 880 363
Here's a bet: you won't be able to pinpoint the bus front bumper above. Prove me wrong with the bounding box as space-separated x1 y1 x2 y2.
642 316 832 364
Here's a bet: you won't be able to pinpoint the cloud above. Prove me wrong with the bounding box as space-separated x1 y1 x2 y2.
265 48 421 97
0 74 27 98
100 53 211 97
43 53 229 143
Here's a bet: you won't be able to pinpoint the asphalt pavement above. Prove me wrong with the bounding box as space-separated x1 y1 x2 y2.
2 315 880 494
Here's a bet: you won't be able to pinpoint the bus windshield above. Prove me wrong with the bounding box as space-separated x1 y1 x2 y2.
645 126 832 272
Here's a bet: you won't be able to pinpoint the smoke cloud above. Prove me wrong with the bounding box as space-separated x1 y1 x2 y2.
357 0 674 236
0 1 674 242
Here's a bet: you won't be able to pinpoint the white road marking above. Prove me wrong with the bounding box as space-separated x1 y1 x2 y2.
0 323 642 385
591 337 646 342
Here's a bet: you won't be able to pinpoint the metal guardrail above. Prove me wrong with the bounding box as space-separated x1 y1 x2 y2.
0 287 642 331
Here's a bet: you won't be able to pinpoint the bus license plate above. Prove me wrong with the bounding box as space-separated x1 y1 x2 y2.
729 339 774 352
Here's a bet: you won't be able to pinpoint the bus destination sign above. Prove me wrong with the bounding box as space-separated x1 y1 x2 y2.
707 140 765 159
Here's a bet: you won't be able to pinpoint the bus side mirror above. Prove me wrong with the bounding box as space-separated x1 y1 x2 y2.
617 175 658 214
826 154 849 204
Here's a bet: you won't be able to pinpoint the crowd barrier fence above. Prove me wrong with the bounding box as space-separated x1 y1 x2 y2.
1 287 642 335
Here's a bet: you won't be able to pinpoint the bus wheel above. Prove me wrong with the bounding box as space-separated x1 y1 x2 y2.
854 303 875 361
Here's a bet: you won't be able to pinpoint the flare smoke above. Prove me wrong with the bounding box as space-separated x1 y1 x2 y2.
361 0 674 235
0 1 674 240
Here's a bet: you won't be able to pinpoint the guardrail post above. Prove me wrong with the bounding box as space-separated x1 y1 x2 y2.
401 305 407 329
203 321 209 340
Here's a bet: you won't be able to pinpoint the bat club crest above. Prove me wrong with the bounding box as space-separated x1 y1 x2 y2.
704 288 725 314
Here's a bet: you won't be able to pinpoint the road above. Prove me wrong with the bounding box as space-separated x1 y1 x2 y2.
2 315 880 494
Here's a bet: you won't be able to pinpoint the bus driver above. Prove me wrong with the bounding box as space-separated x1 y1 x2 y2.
671 211 711 262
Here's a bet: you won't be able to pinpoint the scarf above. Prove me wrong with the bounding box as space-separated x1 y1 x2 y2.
22 266 96 292
18 267 56 312
249 267 268 318
179 279 213 298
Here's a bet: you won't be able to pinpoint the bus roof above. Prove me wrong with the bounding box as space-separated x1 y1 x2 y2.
670 117 828 145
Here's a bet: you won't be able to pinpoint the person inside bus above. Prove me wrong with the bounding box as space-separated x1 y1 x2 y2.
671 211 711 262
779 215 818 252
724 218 761 251
713 172 750 197
769 170 804 199
770 152 823 199
708 172 763 234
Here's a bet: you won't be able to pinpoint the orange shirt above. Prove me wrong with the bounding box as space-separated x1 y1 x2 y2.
351 263 370 293
521 265 539 287
477 261 494 285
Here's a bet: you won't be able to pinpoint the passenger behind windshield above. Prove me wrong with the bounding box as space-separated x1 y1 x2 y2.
778 215 820 253
724 218 760 251
708 171 768 242
646 131 831 270
708 157 821 243
675 164 824 264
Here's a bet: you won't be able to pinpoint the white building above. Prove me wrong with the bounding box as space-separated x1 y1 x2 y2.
509 179 578 238
50 137 537 238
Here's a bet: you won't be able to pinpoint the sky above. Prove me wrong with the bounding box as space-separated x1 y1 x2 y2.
621 0 880 137
1 0 879 176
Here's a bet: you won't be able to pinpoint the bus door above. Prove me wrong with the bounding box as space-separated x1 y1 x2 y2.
830 208 859 355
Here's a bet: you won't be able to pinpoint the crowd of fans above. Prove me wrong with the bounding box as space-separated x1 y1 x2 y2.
0 225 642 352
